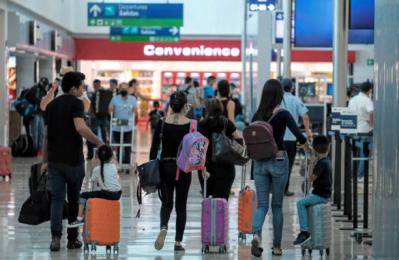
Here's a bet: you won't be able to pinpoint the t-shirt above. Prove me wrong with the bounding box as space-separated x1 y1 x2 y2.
348 92 374 133
252 110 307 150
91 163 121 192
45 95 85 166
149 121 191 160
110 95 137 132
282 92 309 141
199 116 236 165
149 109 165 129
312 158 332 198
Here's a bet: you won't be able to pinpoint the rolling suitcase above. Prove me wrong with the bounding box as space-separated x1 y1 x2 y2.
301 152 331 257
83 198 120 255
238 163 257 241
0 147 12 179
201 175 228 254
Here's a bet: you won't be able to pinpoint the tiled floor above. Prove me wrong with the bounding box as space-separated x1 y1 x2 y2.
0 128 374 259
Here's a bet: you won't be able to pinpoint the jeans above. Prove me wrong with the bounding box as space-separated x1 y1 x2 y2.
252 154 289 247
297 194 329 232
47 162 85 240
284 141 297 192
79 190 122 205
112 131 132 164
159 160 192 242
87 116 110 159
30 114 44 151
355 137 372 178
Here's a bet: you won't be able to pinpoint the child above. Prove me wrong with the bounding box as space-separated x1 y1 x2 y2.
293 135 332 245
68 144 122 227
148 101 165 136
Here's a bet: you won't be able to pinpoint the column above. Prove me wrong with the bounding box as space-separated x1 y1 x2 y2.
0 3 8 146
372 0 399 257
282 0 292 78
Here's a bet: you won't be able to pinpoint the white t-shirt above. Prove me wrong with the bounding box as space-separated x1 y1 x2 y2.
348 92 374 133
91 163 121 192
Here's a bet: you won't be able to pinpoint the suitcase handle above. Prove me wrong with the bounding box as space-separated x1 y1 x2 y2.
241 163 248 190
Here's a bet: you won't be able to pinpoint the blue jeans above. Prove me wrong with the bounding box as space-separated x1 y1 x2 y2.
355 137 372 178
30 114 44 151
48 162 85 240
252 154 289 247
297 194 329 232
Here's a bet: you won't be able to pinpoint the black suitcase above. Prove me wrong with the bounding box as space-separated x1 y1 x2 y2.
93 89 113 117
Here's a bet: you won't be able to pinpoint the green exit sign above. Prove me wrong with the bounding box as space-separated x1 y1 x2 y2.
367 59 374 66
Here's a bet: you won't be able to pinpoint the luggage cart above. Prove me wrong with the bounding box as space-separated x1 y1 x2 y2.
109 113 136 174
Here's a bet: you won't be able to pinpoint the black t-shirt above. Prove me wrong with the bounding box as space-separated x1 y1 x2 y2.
252 110 307 150
312 158 332 198
150 120 190 160
199 116 236 165
45 95 85 166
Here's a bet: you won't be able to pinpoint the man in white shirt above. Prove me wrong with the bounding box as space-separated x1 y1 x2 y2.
348 81 374 178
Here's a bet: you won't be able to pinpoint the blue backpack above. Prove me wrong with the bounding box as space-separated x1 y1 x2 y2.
13 90 36 119
203 86 215 99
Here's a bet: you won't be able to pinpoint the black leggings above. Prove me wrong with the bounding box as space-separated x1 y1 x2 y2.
198 163 235 201
79 190 122 205
284 141 297 192
159 160 191 242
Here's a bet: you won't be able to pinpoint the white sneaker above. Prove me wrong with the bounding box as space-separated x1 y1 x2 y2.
154 229 167 250
67 220 84 228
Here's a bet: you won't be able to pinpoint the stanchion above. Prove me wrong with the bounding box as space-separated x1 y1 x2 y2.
332 133 342 210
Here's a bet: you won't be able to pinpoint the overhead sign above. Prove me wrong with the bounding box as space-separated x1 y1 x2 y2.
274 11 284 44
143 44 240 58
88 3 183 27
110 27 180 42
249 0 277 11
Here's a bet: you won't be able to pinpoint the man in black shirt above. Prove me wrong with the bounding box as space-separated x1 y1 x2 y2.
43 72 103 251
293 135 332 245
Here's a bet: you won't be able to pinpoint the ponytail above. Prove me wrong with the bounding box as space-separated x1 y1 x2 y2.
96 144 114 185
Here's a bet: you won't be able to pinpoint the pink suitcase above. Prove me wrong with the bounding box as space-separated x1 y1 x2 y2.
201 176 228 254
0 147 12 179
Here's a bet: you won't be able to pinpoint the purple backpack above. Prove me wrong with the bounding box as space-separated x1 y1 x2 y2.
176 120 209 180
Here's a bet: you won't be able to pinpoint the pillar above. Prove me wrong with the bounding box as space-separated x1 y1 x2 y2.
0 2 8 146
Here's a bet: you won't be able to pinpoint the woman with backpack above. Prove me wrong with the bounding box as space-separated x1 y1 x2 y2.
149 91 192 253
249 79 308 257
198 98 241 200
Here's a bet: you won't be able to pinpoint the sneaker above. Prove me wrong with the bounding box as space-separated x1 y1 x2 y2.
174 244 185 253
293 231 311 245
50 237 61 251
285 191 295 196
154 229 168 250
67 239 83 249
67 220 84 228
272 247 283 256
251 236 263 257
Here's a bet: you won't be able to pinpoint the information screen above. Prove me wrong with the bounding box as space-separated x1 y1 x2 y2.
350 0 374 29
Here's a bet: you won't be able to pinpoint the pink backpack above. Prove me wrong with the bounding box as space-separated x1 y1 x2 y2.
243 110 283 160
176 120 209 180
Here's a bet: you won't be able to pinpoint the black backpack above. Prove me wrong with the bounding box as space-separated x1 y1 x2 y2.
11 135 36 157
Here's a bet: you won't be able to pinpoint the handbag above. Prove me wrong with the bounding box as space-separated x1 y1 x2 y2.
136 120 164 217
19 173 68 225
212 118 249 165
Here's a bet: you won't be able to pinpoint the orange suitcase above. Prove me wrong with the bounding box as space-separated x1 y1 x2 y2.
0 147 12 179
238 163 257 241
83 198 120 254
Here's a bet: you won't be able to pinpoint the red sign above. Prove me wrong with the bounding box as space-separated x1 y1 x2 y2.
75 39 242 61
75 38 356 63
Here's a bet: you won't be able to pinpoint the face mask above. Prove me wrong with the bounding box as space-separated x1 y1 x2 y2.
120 90 128 96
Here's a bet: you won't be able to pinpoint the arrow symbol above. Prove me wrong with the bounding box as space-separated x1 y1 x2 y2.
90 4 102 17
169 27 179 36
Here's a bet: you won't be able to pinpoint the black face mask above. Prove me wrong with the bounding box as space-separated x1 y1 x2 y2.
120 90 128 96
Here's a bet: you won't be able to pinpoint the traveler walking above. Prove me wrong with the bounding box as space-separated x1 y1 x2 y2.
217 80 235 122
109 83 138 165
250 79 308 257
281 78 312 196
42 71 103 251
198 98 241 200
149 91 192 253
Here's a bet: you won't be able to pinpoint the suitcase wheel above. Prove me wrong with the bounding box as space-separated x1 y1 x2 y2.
114 244 119 254
308 249 312 256
238 232 247 242
202 245 209 254
91 243 96 253
84 243 89 254
106 245 111 254
301 249 306 256
319 249 324 256
326 248 330 255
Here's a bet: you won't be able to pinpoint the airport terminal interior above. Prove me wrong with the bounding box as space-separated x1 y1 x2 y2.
0 0 398 259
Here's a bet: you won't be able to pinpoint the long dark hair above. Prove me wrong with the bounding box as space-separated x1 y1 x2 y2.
97 145 114 182
253 79 284 121
204 98 223 118
169 91 187 113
